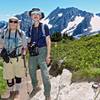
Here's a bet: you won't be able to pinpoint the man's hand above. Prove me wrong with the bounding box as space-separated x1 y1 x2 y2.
21 47 27 56
46 55 51 65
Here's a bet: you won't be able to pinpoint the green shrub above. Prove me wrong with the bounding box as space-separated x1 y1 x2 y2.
62 33 74 40
0 60 7 94
72 68 100 82
51 34 100 81
51 32 62 42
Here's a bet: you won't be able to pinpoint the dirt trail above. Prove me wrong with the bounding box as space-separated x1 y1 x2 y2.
1 69 43 100
20 70 42 100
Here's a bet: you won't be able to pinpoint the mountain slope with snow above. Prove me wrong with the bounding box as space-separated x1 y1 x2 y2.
0 7 100 37
90 15 100 32
61 16 84 36
43 7 100 37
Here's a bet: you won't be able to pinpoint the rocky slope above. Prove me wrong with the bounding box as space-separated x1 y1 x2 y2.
31 69 100 100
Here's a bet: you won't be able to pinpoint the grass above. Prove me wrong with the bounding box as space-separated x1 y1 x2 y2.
72 67 100 82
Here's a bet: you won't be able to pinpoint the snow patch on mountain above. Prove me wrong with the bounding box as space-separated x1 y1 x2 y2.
90 15 100 32
58 13 63 17
67 16 84 30
61 16 84 36
41 18 52 29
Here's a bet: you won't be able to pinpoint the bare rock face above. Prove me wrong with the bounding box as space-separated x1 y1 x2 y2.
31 69 100 100
57 82 95 100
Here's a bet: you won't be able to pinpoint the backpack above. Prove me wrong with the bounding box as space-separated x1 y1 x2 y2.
2 29 22 39
41 24 46 36
29 23 46 38
28 23 46 56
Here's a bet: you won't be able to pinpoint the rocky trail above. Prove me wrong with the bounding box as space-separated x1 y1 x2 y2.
1 67 100 100
31 69 100 100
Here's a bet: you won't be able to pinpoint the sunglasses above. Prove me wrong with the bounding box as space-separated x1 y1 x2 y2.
9 20 18 24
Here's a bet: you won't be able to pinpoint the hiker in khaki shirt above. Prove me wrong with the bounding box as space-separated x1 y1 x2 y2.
1 16 27 99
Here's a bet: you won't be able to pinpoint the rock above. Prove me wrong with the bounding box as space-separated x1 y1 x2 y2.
58 82 95 100
49 59 66 77
31 69 100 100
31 69 72 100
59 69 72 89
49 60 61 77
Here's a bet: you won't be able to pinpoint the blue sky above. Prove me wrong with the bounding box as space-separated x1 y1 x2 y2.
0 0 100 20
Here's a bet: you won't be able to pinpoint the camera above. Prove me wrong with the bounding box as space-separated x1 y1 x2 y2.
0 48 10 63
28 42 39 56
9 49 17 58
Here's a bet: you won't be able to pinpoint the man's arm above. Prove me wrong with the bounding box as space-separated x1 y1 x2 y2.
22 32 28 55
46 35 51 64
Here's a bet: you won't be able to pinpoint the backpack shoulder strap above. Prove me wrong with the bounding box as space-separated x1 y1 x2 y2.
28 25 33 38
1 28 9 39
5 29 8 34
17 29 23 38
4 29 8 36
29 23 46 38
41 23 46 36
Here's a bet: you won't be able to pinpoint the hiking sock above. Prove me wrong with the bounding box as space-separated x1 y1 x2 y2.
8 85 14 92
15 83 21 91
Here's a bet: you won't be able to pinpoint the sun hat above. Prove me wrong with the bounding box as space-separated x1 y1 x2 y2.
29 8 45 19
9 16 19 21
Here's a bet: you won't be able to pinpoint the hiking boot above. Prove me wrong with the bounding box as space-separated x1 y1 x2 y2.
8 91 15 100
45 96 51 100
14 91 20 99
29 86 41 98
92 82 100 89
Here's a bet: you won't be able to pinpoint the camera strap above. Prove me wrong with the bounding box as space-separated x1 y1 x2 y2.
34 27 39 46
30 24 39 46
7 30 20 61
30 23 46 46
8 30 17 52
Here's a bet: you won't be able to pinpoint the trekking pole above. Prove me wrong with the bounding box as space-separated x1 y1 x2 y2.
0 48 2 55
94 88 100 100
92 83 100 100
22 55 30 95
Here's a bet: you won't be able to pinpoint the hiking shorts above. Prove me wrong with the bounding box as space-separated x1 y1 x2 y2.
3 56 25 80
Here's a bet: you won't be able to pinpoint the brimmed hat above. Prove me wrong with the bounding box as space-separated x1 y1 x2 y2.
29 8 45 19
9 16 19 21
8 16 20 29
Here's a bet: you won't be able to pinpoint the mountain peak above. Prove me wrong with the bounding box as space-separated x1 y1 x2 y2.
0 7 100 38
